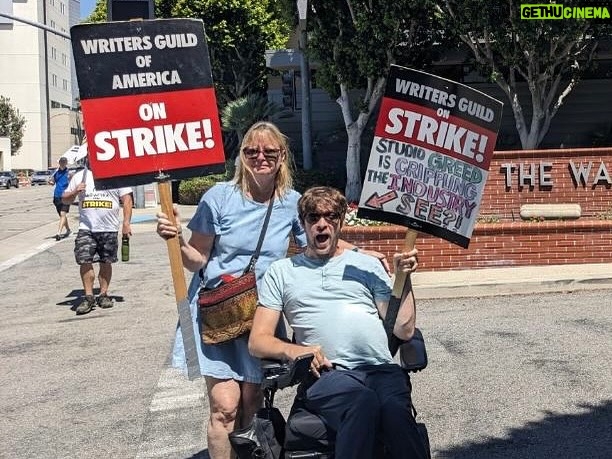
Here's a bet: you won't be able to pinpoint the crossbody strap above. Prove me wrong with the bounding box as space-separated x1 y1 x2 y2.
199 190 275 281
243 192 275 274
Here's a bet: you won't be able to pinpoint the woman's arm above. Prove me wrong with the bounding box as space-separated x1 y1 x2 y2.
338 239 393 274
157 205 214 273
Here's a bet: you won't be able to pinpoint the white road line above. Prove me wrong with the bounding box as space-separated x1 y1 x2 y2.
136 367 209 459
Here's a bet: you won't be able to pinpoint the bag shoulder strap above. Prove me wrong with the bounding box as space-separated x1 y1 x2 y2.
244 192 275 274
199 191 275 280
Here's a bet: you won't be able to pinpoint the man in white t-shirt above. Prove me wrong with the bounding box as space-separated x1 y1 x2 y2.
63 168 133 315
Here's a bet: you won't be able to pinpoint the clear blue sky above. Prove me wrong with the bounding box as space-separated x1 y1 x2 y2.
81 0 97 19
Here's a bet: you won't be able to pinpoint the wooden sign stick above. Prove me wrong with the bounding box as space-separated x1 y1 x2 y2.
158 178 200 380
392 229 418 299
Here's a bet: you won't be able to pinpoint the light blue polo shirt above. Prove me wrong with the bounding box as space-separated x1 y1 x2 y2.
258 250 394 369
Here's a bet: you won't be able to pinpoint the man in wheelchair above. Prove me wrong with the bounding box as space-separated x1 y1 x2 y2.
248 186 429 459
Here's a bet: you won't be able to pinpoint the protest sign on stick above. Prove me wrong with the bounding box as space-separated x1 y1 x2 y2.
71 19 226 379
71 18 225 189
358 65 503 248
357 65 503 304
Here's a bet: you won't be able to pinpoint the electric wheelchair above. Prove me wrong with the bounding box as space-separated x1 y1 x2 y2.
254 328 431 459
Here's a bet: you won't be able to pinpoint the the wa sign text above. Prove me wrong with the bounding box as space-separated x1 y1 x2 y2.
502 160 612 188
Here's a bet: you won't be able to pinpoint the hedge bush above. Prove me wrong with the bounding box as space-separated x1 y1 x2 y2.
178 174 226 205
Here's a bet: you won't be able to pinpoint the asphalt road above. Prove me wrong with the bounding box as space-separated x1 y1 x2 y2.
1 186 611 458
0 183 58 241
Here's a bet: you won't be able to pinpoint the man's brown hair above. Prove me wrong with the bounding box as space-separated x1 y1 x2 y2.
298 186 348 222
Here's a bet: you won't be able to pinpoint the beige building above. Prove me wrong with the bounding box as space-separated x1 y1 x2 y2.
0 0 81 170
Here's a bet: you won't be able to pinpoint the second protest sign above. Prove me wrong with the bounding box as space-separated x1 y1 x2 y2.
358 65 504 248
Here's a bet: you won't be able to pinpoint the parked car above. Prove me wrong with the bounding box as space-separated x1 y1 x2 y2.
30 169 53 185
0 171 19 189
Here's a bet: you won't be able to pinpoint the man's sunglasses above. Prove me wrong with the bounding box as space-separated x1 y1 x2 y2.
243 147 282 160
304 212 342 224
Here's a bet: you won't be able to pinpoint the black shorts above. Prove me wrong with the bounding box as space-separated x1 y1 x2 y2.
74 230 119 264
53 196 70 215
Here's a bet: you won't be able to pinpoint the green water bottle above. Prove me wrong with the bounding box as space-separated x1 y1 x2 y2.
121 235 130 262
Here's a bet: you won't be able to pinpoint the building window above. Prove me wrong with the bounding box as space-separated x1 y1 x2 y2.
60 2 65 14
52 74 58 87
283 70 317 111
62 53 67 66
281 71 295 110
63 79 68 91
50 20 56 29
51 47 57 60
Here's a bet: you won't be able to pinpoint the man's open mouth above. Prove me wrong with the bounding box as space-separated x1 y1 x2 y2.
315 234 330 244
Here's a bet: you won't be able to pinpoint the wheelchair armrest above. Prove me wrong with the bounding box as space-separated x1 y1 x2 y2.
261 353 314 390
398 328 428 372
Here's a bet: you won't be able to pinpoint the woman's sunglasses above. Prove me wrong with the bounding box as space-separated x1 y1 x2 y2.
243 147 282 161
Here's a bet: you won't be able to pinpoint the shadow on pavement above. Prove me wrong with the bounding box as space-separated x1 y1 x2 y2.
436 400 612 458
55 288 125 310
186 450 210 458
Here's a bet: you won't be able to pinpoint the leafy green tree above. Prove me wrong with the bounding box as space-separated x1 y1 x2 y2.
87 1 291 105
307 0 438 201
85 0 107 22
440 0 612 149
172 0 291 104
0 96 26 155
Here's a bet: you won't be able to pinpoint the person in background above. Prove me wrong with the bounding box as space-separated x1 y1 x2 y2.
249 186 427 459
62 166 133 315
49 156 73 241
156 121 388 459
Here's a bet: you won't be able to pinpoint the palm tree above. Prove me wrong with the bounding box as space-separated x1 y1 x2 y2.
221 94 288 158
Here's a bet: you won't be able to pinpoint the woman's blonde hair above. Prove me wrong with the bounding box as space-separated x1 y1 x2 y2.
233 121 294 197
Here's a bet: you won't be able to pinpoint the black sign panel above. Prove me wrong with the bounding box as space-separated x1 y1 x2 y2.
72 19 214 99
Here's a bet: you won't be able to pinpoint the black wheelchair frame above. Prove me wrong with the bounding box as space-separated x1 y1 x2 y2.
258 328 431 459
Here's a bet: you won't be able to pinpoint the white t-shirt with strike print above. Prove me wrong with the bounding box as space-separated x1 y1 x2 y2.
66 169 132 233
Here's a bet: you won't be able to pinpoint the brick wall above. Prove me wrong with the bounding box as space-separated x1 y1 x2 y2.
341 147 612 272
482 147 612 220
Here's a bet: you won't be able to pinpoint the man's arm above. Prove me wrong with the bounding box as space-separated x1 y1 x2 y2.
249 306 332 377
121 192 133 236
393 275 416 341
248 307 289 360
62 178 84 205
376 250 418 341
